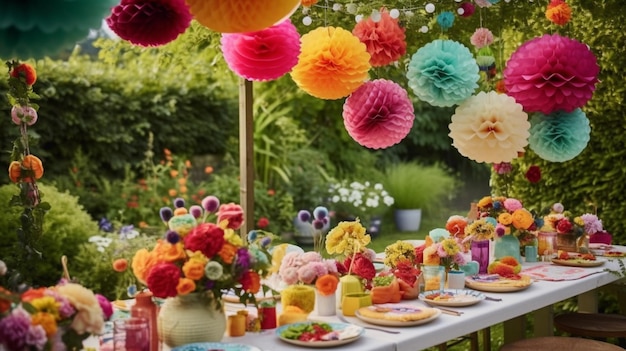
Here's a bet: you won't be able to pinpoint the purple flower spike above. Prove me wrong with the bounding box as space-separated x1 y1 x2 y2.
166 230 180 244
159 207 174 223
313 206 329 220
298 210 311 222
173 197 186 208
259 236 272 248
189 205 203 219
201 195 220 213
312 219 325 230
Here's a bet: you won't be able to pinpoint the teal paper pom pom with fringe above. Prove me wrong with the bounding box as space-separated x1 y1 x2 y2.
406 39 479 107
528 108 591 162
0 0 117 59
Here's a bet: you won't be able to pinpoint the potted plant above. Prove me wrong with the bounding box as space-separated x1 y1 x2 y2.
383 162 455 232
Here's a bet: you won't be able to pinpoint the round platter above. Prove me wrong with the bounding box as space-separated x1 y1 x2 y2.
355 304 441 327
172 343 262 351
464 275 532 293
276 322 363 348
419 289 485 307
551 258 606 267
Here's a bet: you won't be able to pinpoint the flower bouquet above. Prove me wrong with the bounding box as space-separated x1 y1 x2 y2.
0 280 110 351
542 202 603 252
327 180 394 221
325 219 377 288
119 196 274 308
475 195 542 246
381 241 421 300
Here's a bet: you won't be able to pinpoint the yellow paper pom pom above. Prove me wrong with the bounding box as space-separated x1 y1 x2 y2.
291 26 371 100
186 0 300 33
281 285 315 313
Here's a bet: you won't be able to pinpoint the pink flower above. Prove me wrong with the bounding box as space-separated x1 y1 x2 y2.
470 28 494 49
493 162 512 175
581 214 603 234
301 251 323 263
503 198 523 212
496 223 507 237
352 8 407 67
96 294 113 320
279 267 299 285
217 203 245 229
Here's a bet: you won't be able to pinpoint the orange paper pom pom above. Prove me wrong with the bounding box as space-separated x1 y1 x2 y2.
545 0 572 26
186 0 300 33
291 26 371 100
301 0 318 7
352 8 406 67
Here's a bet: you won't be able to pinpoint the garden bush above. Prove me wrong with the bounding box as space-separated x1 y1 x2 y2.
0 183 99 288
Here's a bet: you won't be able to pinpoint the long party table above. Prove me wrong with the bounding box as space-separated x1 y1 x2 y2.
220 256 625 351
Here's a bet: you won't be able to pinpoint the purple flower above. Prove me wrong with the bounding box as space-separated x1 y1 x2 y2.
0 307 31 350
313 206 328 220
496 223 506 237
312 219 325 230
581 214 603 235
201 196 220 213
297 210 311 223
98 217 114 232
165 230 180 244
26 324 47 350
236 248 251 271
160 207 174 222
173 197 186 208
189 205 203 219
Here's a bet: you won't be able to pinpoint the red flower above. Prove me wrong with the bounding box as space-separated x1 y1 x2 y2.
392 260 420 286
183 223 225 259
556 219 573 234
217 203 244 230
147 263 181 298
10 63 37 86
256 217 270 229
525 165 541 183
414 245 425 265
344 254 376 280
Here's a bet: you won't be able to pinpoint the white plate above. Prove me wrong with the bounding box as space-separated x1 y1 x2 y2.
465 275 533 292
551 258 606 267
172 343 262 351
276 322 363 348
419 289 485 307
355 305 441 327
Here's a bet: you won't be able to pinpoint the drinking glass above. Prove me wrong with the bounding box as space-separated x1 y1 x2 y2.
113 317 150 351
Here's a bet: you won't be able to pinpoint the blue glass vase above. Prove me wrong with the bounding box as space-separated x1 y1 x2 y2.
494 235 522 263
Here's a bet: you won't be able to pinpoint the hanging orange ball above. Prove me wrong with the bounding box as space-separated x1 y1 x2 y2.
291 26 371 100
185 0 301 33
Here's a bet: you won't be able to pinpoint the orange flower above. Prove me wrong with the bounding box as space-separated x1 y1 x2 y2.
242 271 261 293
10 63 37 86
132 248 157 284
139 221 149 228
511 209 534 230
153 241 186 263
112 258 128 272
8 161 21 183
177 178 187 186
498 213 513 226
170 170 179 178
168 189 177 197
477 196 492 209
179 185 188 194
176 278 196 295
21 287 47 302
182 259 206 280
185 160 191 168
218 242 237 264
301 0 318 7
315 274 339 296
545 0 572 26
204 166 214 174
31 312 57 337
0 287 12 313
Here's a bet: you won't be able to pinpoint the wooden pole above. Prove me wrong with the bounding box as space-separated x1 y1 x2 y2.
239 78 254 237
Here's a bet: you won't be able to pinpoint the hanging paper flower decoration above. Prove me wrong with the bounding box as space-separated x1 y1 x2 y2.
221 19 300 82
503 34 599 114
301 0 318 7
448 91 530 163
546 0 572 26
406 39 479 107
436 11 455 31
0 0 117 59
470 28 494 49
186 0 301 33
352 8 407 67
528 109 590 162
343 79 415 149
474 0 499 8
458 2 476 18
291 26 371 100
106 0 192 47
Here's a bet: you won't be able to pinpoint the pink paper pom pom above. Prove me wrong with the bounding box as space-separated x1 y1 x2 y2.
458 2 475 18
343 79 415 149
504 34 600 114
106 0 192 47
221 19 301 82
470 28 494 49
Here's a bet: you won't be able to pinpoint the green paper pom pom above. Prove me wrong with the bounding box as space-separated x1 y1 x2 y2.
528 109 591 162
0 0 117 59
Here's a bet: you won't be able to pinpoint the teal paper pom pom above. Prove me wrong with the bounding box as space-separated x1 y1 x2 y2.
407 39 479 107
529 109 591 162
0 0 117 59
436 11 455 31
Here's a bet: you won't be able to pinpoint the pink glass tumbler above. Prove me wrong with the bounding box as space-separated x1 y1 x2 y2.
471 240 490 275
113 317 150 351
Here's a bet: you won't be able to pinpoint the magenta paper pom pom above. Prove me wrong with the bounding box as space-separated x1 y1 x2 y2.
221 19 300 82
503 34 599 114
106 0 192 47
343 79 415 149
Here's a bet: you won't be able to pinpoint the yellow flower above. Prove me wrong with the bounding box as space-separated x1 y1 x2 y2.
182 259 206 280
423 245 441 265
477 196 493 209
574 216 584 226
383 241 415 268
56 283 104 335
325 220 370 256
441 238 460 256
132 248 157 285
30 296 61 320
224 228 243 246
465 219 495 241
498 212 513 226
